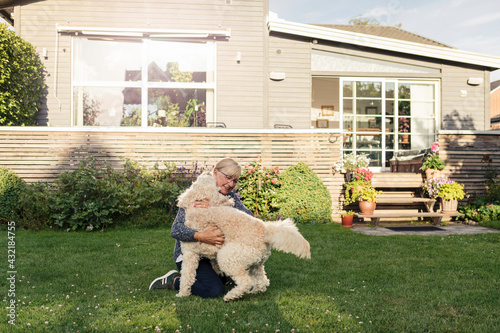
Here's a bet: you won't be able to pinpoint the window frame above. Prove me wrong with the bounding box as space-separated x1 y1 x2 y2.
70 36 217 127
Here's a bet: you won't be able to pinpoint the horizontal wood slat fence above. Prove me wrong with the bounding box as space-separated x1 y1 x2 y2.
0 130 345 216
439 134 500 196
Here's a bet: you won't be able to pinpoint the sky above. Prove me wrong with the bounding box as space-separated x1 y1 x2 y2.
269 0 500 83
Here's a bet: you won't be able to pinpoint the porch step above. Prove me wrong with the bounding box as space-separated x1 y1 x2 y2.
372 172 424 188
355 211 464 226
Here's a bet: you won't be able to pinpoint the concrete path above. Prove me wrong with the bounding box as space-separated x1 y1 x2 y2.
351 224 500 236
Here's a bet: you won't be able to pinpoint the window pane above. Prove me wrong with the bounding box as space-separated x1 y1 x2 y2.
385 134 395 149
343 81 354 97
343 116 354 130
148 88 208 127
385 116 395 132
398 83 411 99
357 100 382 115
356 134 381 149
356 81 381 98
74 39 142 82
356 115 380 129
73 87 141 126
343 99 353 114
398 101 411 116
147 41 214 83
385 82 395 98
386 100 395 115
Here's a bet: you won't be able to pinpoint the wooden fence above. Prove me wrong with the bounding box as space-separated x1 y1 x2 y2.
440 133 500 196
0 129 345 216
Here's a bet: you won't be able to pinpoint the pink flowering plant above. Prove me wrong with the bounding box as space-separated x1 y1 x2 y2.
236 158 282 218
421 142 445 171
422 177 451 199
353 167 373 182
398 118 410 133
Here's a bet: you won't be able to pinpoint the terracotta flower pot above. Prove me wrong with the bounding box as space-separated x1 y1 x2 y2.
341 215 354 228
425 168 442 180
402 134 409 143
359 201 376 215
441 198 458 213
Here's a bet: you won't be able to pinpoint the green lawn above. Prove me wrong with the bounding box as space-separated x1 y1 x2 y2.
1 224 499 332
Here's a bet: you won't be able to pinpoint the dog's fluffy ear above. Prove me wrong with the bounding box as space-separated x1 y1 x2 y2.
177 172 218 209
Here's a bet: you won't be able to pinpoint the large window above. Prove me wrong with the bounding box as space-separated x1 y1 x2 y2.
72 38 215 127
340 79 438 169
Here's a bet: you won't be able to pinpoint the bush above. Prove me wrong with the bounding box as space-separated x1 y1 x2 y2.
0 166 25 221
14 155 211 231
236 159 281 218
19 181 53 230
50 155 122 230
0 23 45 125
277 162 332 224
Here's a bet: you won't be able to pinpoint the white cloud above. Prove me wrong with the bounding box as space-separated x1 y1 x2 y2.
457 12 500 27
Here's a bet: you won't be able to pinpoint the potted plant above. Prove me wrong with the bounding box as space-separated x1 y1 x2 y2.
340 210 355 228
333 153 370 181
438 180 466 213
420 142 445 179
398 118 410 143
358 186 383 215
421 177 449 211
344 178 382 215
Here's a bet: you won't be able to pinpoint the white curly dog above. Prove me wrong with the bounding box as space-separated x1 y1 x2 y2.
176 171 311 301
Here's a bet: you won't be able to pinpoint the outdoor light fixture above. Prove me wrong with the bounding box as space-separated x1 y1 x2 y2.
236 51 241 63
270 72 286 81
467 77 483 86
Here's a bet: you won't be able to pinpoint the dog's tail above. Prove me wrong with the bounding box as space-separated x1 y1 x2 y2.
263 218 311 259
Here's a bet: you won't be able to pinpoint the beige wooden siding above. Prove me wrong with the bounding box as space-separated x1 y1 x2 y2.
268 35 312 129
441 64 488 131
0 129 344 217
491 90 500 120
439 133 500 195
18 0 267 128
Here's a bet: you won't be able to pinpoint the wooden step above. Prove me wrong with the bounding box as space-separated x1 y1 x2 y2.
355 211 464 226
372 172 424 188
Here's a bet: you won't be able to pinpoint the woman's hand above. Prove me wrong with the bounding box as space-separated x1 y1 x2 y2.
194 226 225 246
193 199 210 209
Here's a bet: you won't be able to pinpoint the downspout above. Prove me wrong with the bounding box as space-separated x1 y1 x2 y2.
53 24 62 113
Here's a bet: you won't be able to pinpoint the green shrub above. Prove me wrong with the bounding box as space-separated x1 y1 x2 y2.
277 162 332 224
48 155 195 231
0 166 25 221
236 159 281 218
19 181 53 230
0 23 45 125
50 155 122 230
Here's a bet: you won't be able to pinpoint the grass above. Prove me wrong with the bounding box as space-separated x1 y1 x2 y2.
1 224 499 332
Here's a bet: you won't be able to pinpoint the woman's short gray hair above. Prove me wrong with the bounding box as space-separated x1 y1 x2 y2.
215 158 241 180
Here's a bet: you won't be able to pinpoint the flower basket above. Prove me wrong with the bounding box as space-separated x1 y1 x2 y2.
333 153 370 174
441 198 458 214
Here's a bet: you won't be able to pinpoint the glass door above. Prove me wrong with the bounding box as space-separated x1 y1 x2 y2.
340 78 438 170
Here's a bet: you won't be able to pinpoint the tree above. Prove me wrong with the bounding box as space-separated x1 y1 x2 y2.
0 23 45 126
349 15 380 26
349 15 402 28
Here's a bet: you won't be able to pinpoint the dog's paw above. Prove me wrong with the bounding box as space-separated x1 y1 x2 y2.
176 292 190 298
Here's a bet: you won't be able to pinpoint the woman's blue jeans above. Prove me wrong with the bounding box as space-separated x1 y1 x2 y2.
175 258 225 298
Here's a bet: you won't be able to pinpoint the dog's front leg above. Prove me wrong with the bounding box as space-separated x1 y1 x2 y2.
176 251 200 297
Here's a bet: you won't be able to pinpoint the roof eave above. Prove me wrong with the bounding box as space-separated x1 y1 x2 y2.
268 17 500 70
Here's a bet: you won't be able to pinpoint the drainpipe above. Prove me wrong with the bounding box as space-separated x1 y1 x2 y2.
53 23 62 113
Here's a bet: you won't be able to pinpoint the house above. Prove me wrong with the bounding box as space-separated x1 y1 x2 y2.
491 80 500 129
1 0 500 216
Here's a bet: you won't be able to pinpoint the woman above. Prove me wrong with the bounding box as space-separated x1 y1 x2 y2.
149 158 253 298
